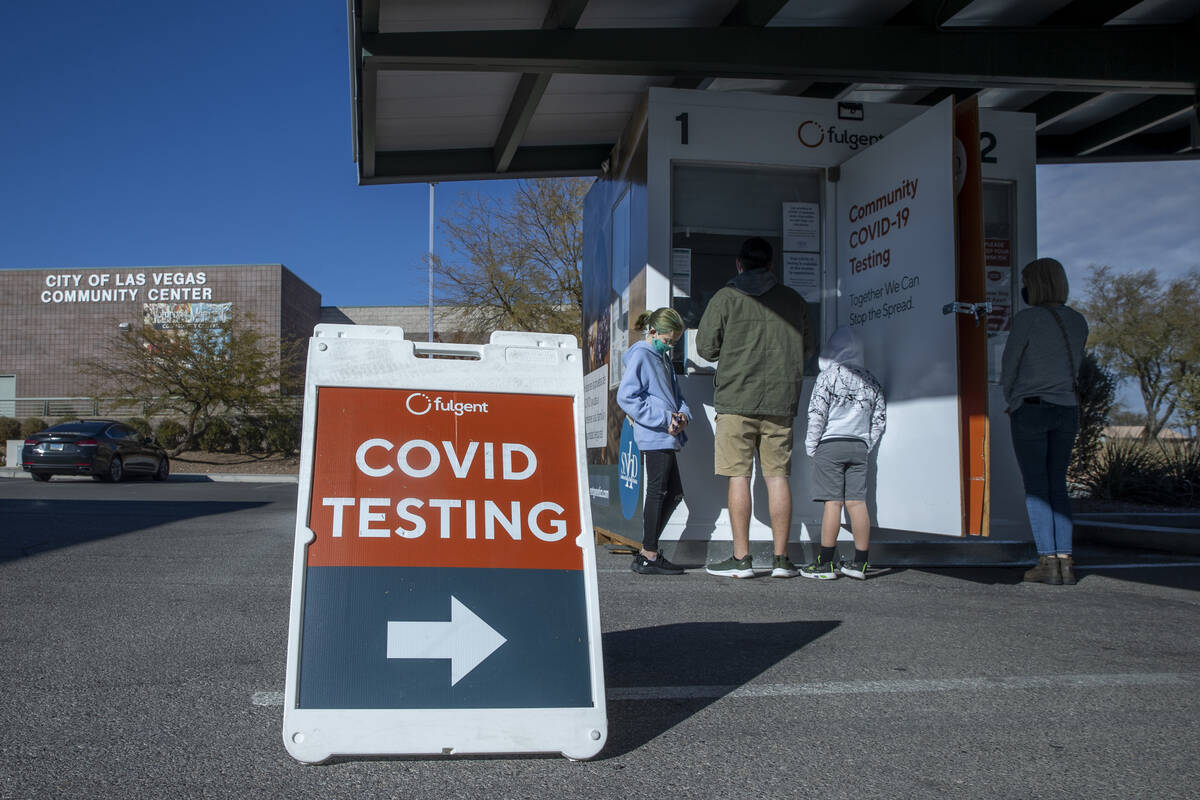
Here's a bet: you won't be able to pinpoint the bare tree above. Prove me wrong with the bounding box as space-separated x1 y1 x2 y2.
434 178 588 341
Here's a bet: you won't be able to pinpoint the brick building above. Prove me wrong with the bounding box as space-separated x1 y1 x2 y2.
0 264 484 417
0 264 321 416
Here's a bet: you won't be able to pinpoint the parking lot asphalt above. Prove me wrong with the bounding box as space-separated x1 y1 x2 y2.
1 478 1198 800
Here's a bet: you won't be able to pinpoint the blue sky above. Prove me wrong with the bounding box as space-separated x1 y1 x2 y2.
3 1 1198 316
0 1 479 308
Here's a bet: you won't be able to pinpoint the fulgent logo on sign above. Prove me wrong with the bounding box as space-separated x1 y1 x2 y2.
797 121 886 151
406 392 490 417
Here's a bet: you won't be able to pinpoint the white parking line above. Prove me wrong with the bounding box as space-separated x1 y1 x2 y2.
598 562 1200 574
252 672 1196 706
605 672 1196 700
1076 562 1200 569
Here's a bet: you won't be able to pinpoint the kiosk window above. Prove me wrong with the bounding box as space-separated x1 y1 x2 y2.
670 163 822 376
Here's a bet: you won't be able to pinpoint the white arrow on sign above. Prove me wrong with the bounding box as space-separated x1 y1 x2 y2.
386 596 507 686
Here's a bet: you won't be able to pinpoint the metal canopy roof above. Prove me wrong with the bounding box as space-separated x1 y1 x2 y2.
348 0 1200 184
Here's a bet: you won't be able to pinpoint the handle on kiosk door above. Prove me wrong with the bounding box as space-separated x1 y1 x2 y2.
942 301 992 327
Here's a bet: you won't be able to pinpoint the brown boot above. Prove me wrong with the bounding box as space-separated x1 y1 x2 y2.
1058 555 1077 585
1023 555 1062 585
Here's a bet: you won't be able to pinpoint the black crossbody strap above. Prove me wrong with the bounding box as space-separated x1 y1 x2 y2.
1045 306 1080 402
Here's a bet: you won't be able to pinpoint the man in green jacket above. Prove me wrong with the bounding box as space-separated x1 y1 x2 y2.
696 237 812 579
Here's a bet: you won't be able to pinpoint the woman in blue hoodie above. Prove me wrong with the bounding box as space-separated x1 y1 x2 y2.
617 307 692 575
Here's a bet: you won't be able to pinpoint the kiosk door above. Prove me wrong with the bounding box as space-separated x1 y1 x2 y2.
836 100 967 536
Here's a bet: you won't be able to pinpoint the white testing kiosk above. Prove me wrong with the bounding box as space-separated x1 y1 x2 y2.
582 88 1038 561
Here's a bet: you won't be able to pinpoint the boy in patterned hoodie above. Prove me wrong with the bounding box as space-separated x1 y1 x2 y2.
801 326 886 580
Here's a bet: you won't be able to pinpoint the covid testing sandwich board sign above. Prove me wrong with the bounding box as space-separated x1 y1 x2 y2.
283 325 607 763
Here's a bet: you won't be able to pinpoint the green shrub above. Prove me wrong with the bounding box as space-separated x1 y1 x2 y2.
1159 440 1200 507
265 406 302 455
20 417 48 438
155 419 187 450
233 415 266 454
1084 438 1162 504
1083 438 1200 506
1069 352 1116 487
0 416 20 441
126 417 153 439
197 416 236 452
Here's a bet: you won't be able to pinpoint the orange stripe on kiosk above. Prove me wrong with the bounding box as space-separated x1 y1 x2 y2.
283 326 606 762
953 98 990 537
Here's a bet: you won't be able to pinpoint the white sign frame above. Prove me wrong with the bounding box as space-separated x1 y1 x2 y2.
283 325 607 762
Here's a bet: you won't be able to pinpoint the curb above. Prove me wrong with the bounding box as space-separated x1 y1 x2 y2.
0 467 297 484
1074 518 1200 557
173 473 299 484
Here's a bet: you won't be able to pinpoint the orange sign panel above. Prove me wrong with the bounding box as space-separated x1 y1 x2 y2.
306 387 583 571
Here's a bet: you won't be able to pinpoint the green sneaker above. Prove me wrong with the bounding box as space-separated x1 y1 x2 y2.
705 554 754 578
839 560 869 580
799 557 838 580
771 555 799 578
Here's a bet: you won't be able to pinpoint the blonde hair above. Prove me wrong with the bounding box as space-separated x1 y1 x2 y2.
634 307 685 335
1022 257 1070 305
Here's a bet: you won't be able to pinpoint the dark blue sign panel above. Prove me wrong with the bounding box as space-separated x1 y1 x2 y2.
299 566 591 709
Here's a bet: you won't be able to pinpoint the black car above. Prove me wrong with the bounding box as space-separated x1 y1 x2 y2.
22 419 170 482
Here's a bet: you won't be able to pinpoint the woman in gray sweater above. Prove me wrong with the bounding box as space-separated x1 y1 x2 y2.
1001 258 1089 585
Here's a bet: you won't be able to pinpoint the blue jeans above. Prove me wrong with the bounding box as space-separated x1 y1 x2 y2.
1010 402 1078 555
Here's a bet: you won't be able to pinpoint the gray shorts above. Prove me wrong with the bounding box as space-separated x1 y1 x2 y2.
811 439 869 502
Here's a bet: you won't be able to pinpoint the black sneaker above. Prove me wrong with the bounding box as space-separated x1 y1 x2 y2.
799 558 838 580
632 554 684 575
839 560 869 580
655 553 686 573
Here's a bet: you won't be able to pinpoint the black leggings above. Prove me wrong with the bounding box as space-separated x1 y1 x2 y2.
642 449 684 552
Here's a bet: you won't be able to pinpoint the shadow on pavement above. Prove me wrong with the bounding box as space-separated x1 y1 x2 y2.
599 620 839 759
1075 566 1200 592
0 498 271 563
898 563 1200 592
894 566 1024 586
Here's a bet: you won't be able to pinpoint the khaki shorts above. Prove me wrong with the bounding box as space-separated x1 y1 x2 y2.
714 413 795 478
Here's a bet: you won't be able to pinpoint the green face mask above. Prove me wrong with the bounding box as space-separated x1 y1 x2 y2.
652 337 673 355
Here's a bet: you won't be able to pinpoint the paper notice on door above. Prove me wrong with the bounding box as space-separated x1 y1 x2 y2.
671 248 692 298
783 252 820 301
783 202 820 252
985 266 1012 332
